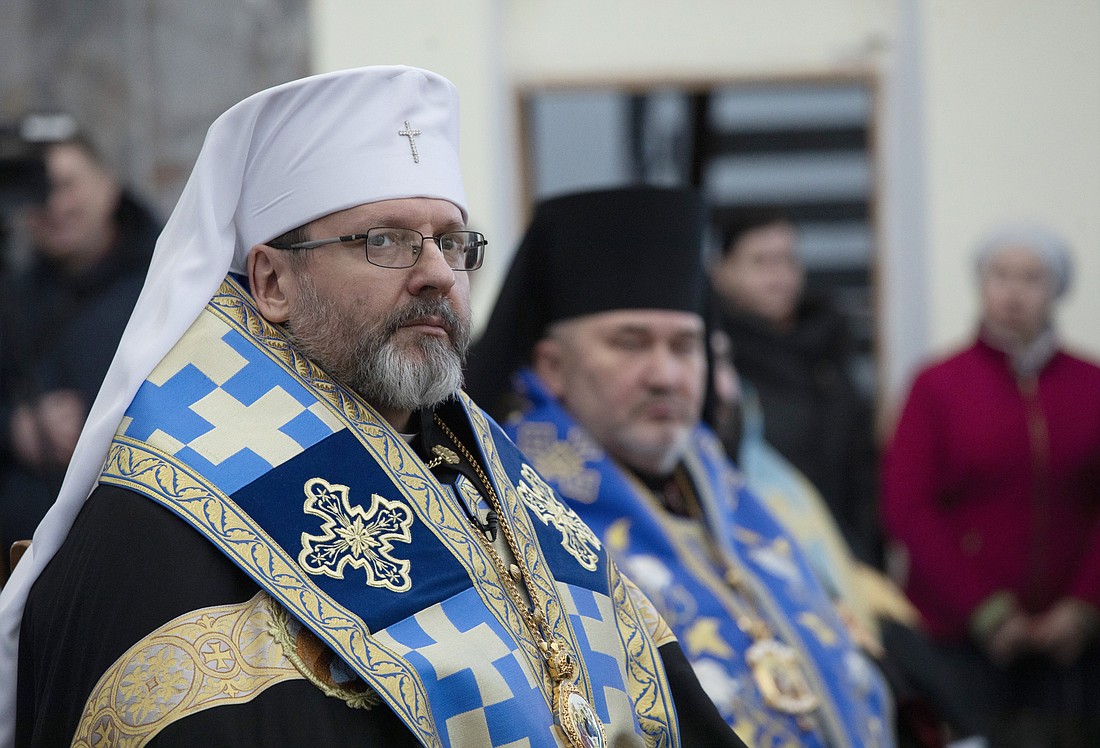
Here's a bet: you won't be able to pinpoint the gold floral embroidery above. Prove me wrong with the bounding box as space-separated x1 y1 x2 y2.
607 561 679 748
515 422 603 504
299 477 414 592
516 463 602 572
74 593 301 747
620 573 677 648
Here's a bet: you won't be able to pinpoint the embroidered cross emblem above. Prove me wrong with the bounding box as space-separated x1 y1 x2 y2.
516 422 603 504
398 120 421 163
299 477 415 592
516 463 601 571
200 638 236 672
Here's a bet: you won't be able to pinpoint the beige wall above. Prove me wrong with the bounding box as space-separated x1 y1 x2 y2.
503 0 891 80
920 0 1100 363
312 0 1100 409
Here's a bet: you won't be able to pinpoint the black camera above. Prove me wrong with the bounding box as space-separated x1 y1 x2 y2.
0 113 79 212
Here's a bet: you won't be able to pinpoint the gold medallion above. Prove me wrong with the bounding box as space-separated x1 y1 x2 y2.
541 637 576 682
556 682 608 748
434 416 609 746
745 639 819 715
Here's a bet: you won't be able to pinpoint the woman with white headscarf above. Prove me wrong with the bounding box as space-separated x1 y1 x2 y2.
882 223 1100 746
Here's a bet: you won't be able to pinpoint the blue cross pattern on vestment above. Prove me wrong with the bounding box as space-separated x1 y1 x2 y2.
379 583 631 747
122 327 340 494
382 591 552 748
561 583 625 720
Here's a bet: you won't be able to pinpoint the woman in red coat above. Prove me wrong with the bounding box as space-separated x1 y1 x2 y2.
883 223 1100 747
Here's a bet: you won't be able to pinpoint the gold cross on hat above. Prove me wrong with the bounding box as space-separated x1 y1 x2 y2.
398 120 421 163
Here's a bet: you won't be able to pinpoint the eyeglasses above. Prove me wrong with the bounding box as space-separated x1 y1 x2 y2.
269 227 487 270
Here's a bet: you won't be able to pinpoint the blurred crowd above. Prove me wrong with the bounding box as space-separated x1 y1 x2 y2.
1 109 1097 748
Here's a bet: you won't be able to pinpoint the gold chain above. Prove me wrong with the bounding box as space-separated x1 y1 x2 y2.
424 444 459 470
722 565 775 641
432 418 611 746
433 416 567 676
644 471 819 718
650 470 774 641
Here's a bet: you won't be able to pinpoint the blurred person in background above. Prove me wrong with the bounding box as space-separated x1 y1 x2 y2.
0 131 160 565
710 328 981 747
709 208 882 568
882 223 1100 747
3 68 725 748
470 186 896 748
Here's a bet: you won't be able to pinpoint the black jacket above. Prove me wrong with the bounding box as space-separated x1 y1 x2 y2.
0 190 160 551
718 292 882 565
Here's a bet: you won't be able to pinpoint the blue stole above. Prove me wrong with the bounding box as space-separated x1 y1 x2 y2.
98 277 678 748
506 369 895 748
735 384 880 639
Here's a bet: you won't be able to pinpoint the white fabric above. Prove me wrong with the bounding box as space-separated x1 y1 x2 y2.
0 65 467 743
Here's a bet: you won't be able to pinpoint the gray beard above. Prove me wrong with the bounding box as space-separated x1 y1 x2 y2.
619 428 691 478
286 276 469 413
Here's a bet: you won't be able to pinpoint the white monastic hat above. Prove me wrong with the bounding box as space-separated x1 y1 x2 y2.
0 66 467 743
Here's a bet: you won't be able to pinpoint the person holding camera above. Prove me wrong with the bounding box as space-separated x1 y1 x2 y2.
0 132 160 564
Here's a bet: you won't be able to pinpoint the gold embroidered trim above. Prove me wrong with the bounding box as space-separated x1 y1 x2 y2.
73 593 302 747
100 438 438 745
516 463 602 572
621 573 677 649
267 603 381 710
607 561 679 748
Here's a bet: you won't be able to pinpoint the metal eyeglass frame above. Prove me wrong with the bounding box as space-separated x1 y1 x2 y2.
269 227 487 270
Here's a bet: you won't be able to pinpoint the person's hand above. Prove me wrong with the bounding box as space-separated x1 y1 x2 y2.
1030 598 1100 667
11 402 44 468
36 390 86 466
984 609 1032 667
9 390 86 470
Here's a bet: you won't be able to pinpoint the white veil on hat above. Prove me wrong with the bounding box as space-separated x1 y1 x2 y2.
0 65 467 742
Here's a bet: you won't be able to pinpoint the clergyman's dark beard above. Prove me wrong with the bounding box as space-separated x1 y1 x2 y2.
287 277 470 412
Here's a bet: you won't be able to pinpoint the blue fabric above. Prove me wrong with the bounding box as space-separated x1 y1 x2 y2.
507 368 895 748
101 277 678 747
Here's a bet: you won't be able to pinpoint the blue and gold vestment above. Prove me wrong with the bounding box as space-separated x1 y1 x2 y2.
506 369 895 748
83 277 678 748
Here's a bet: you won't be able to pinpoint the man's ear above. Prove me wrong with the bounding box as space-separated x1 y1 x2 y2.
248 244 296 324
532 336 567 398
